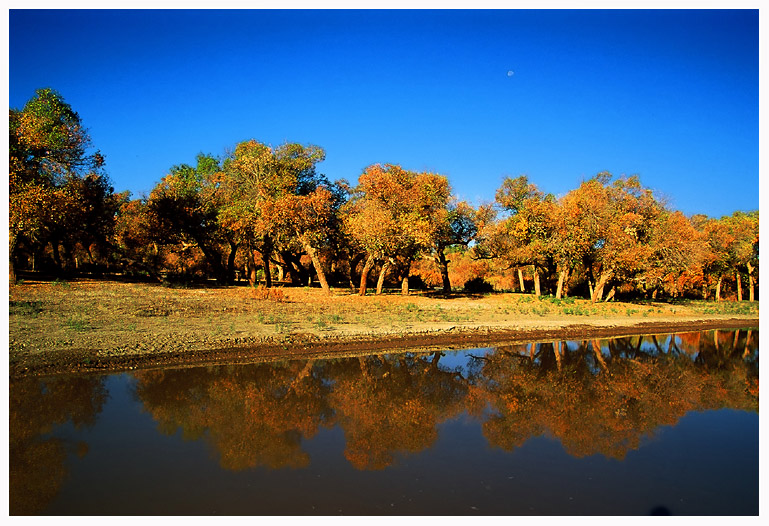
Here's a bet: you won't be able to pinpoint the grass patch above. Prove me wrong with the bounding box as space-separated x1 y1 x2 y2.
699 301 759 315
9 300 44 317
65 316 91 332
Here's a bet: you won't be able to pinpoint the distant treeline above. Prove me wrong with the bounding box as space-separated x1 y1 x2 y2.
9 88 758 301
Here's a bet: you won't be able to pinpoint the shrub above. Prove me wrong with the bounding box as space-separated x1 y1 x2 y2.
252 285 286 302
463 277 494 293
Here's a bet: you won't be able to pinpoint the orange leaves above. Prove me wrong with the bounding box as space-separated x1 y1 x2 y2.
344 164 452 263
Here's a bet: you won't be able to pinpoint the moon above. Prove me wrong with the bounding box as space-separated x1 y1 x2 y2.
507 70 514 77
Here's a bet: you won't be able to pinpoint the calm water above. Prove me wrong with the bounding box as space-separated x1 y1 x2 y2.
10 328 758 515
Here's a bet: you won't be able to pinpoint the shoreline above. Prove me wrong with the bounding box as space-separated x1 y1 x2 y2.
9 316 758 378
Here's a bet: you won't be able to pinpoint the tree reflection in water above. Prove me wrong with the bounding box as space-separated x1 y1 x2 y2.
9 376 107 514
325 352 468 470
469 330 758 459
133 360 333 470
9 329 758 514
132 329 757 470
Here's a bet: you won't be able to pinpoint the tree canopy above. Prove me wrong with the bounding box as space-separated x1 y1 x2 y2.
8 88 758 302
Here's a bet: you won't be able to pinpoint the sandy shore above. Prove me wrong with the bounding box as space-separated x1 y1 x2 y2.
8 278 759 377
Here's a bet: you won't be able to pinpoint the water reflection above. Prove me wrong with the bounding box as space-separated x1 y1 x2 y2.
470 333 759 460
9 376 107 514
134 360 332 470
134 330 757 470
9 329 758 515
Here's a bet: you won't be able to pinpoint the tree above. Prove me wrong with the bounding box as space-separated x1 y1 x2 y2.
482 175 557 297
220 140 327 288
268 184 346 294
643 211 706 299
113 197 167 280
432 200 478 293
565 174 663 302
726 211 759 301
9 88 106 281
699 211 758 301
343 164 451 295
148 154 237 284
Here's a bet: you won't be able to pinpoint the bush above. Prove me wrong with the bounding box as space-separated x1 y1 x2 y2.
463 277 494 293
252 285 286 302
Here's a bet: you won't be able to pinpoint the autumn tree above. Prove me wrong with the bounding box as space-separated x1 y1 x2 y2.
267 184 345 294
643 210 706 299
9 88 108 281
113 197 170 281
726 211 759 301
699 211 758 301
567 174 664 302
220 140 328 288
476 175 557 296
344 164 451 295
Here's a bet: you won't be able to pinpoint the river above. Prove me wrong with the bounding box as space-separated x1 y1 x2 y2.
9 328 758 515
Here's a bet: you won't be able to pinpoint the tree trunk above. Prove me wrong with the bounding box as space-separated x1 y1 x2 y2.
280 250 309 285
744 329 753 358
52 240 62 270
437 249 451 293
376 258 393 295
555 268 568 299
592 339 608 370
358 255 375 296
716 275 723 302
9 233 18 284
261 235 273 287
348 253 366 292
226 241 238 284
747 262 755 301
303 241 331 294
735 270 743 301
245 250 256 286
533 266 541 297
401 260 411 296
517 268 525 292
605 286 616 302
553 341 562 371
591 270 612 303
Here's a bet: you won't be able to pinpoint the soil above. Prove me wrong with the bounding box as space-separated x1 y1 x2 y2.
8 277 759 378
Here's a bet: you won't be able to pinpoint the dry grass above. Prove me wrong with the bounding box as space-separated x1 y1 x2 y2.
8 278 758 359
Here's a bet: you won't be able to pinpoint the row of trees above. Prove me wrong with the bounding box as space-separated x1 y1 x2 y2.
9 88 759 301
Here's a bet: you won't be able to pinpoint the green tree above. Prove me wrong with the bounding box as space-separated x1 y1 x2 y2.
432 200 479 293
9 88 107 281
147 153 237 284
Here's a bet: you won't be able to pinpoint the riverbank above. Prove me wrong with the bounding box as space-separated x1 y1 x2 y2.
8 278 759 377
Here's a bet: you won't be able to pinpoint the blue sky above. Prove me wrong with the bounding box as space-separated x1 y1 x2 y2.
9 8 759 218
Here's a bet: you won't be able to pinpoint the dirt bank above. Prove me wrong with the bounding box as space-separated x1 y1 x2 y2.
8 278 759 377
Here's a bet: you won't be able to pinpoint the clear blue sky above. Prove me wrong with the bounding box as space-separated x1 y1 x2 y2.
9 9 759 218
